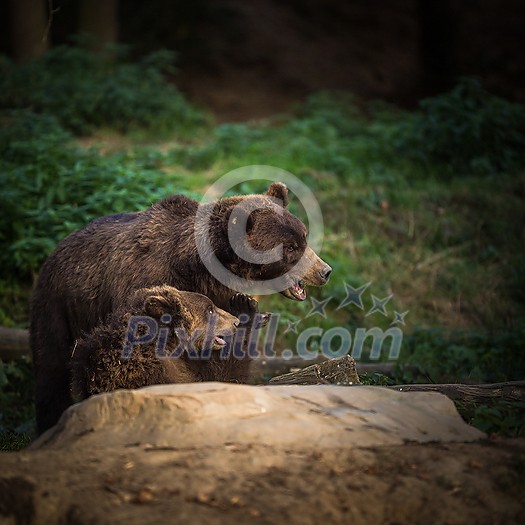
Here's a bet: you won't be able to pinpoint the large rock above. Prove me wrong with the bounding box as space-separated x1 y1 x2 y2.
33 383 484 450
2 384 524 525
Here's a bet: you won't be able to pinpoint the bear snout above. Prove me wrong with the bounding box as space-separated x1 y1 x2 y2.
319 264 332 284
300 247 332 287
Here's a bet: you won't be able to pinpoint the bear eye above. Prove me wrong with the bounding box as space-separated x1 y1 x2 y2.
207 305 214 316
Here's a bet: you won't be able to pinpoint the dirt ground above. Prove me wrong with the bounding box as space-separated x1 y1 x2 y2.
1 438 524 525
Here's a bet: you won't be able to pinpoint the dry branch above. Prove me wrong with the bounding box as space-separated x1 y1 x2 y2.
268 355 361 385
387 381 525 404
250 355 402 382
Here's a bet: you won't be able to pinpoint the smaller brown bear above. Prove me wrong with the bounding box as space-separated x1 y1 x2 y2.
70 285 265 402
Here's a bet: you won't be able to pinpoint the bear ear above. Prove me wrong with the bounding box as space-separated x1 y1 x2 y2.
266 182 289 208
144 290 187 319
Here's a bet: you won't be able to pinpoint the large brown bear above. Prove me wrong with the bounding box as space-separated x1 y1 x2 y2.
31 182 331 432
71 286 257 402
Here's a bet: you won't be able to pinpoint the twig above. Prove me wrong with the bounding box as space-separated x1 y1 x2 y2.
42 0 61 43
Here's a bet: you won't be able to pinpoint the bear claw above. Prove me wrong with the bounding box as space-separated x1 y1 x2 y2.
254 311 271 329
230 293 272 329
230 293 258 318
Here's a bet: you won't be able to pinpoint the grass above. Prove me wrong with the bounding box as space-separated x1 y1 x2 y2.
0 68 524 445
456 400 525 437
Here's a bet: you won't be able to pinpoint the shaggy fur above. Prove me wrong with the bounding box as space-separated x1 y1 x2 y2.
70 286 256 402
31 183 331 432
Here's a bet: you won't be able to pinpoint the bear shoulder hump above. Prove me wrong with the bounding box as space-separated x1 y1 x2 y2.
155 194 199 217
87 211 140 228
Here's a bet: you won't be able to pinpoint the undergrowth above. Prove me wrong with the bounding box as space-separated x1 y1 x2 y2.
0 45 207 136
394 326 525 384
456 400 525 437
0 110 184 276
169 78 525 178
396 78 525 176
0 359 34 450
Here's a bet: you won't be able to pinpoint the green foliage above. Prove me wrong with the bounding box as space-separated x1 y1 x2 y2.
169 94 375 177
456 400 525 437
358 373 395 386
395 325 525 384
0 280 31 328
0 110 183 276
396 78 525 176
171 80 525 180
0 359 34 449
0 46 207 136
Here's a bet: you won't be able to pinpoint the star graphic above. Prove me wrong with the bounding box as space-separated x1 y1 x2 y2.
284 319 301 334
337 281 372 310
365 294 393 316
305 296 332 319
391 310 409 326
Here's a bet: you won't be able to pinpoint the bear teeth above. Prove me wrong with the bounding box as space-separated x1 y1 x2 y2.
291 282 306 300
214 336 227 346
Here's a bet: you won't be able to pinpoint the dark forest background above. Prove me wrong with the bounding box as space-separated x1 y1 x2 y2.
2 0 524 119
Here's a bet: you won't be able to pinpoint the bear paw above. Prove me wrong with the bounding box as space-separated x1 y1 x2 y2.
230 293 271 329
230 293 258 318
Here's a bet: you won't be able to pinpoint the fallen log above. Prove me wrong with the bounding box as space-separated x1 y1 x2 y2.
267 356 525 407
0 326 30 361
387 381 525 404
268 355 361 385
250 355 403 382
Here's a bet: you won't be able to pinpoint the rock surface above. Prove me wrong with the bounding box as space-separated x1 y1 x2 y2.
34 383 484 450
1 383 524 525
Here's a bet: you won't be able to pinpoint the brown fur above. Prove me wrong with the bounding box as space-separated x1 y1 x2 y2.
31 183 331 432
71 286 243 402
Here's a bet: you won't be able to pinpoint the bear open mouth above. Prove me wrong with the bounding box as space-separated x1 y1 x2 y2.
282 280 307 301
214 335 227 346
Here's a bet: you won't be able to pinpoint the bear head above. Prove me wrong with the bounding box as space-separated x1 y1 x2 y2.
211 182 332 301
130 285 240 351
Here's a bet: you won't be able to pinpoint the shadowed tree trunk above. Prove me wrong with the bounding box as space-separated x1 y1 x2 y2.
8 0 49 62
419 0 458 94
79 0 119 50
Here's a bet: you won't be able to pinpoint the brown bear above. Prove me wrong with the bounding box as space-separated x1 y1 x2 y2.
70 286 260 402
31 182 331 432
